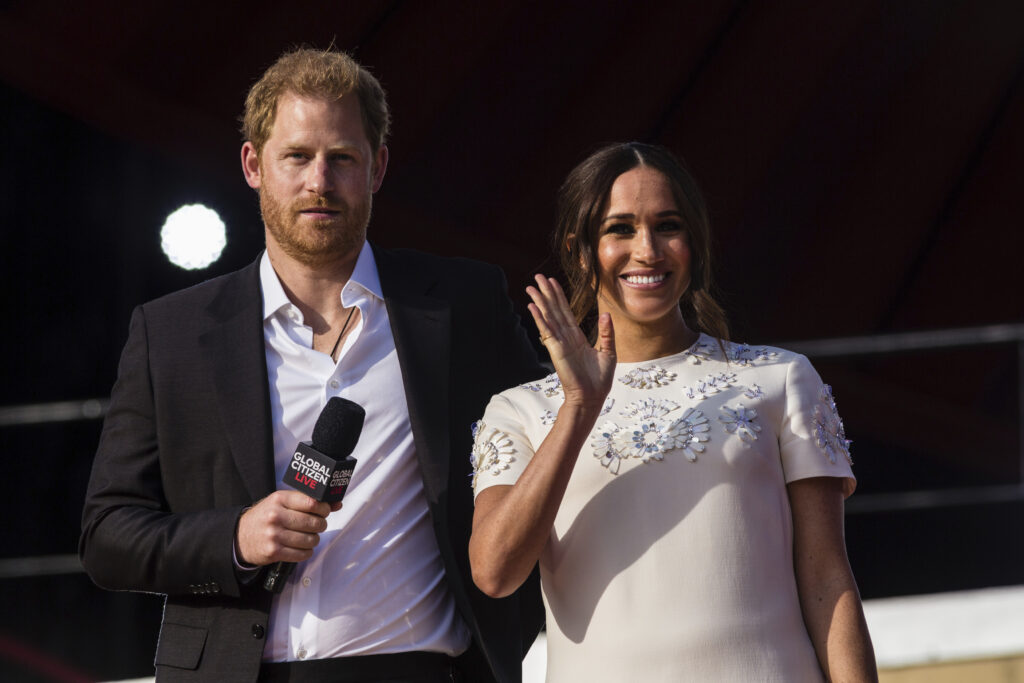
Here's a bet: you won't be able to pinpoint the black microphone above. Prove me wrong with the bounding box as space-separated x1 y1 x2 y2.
263 396 365 593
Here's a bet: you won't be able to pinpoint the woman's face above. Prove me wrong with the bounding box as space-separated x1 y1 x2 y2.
594 166 692 329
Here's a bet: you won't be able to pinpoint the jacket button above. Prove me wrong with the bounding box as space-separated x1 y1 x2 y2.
252 624 265 639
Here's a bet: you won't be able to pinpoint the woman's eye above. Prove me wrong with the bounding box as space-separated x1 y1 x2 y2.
657 221 683 232
606 223 634 235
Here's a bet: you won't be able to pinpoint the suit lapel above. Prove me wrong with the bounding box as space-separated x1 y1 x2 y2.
199 260 277 501
375 246 452 507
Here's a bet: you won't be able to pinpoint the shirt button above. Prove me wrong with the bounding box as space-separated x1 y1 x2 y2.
296 648 307 660
251 624 264 639
302 576 312 587
329 379 340 389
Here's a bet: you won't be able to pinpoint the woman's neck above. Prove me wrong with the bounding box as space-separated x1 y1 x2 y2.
607 314 699 363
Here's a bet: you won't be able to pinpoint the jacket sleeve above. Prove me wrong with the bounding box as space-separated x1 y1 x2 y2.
79 306 248 599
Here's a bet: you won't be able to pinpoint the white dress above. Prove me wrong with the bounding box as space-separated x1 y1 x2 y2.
472 334 856 682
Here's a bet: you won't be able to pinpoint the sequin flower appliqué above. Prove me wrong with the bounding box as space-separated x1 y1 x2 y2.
591 399 710 474
617 365 676 389
813 384 852 465
470 420 516 489
719 404 761 443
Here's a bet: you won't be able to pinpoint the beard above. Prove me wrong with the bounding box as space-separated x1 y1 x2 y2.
260 188 372 268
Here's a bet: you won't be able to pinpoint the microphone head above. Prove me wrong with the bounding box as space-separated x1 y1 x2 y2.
312 396 365 459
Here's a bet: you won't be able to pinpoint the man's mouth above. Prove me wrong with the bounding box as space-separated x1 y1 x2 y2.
298 207 342 218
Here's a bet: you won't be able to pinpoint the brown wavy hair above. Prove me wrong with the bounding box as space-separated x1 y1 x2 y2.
241 47 391 156
555 142 729 342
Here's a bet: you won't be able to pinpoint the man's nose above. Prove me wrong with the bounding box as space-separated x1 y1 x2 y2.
306 157 332 194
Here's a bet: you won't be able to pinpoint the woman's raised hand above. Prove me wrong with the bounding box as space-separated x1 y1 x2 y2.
526 275 616 409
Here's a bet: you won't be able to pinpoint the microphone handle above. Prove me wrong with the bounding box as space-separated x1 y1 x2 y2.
263 560 296 593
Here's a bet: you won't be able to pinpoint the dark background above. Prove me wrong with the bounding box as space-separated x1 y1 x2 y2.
1 1 1022 680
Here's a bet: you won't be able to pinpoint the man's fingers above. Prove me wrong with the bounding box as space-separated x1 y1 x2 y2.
236 491 336 565
276 528 323 552
238 513 325 565
274 490 332 517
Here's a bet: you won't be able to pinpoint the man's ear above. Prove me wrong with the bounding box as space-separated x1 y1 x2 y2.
241 141 262 189
371 145 389 193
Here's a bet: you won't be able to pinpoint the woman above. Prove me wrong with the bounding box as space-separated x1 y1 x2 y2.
468 143 877 681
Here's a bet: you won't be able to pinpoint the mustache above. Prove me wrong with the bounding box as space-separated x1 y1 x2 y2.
293 196 346 213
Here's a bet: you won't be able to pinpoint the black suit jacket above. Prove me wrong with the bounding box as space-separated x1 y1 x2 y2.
80 246 545 682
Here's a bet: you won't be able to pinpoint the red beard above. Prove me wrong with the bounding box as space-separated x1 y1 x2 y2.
261 190 372 267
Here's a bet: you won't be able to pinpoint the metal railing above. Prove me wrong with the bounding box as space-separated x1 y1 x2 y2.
1 324 1020 578
779 323 1024 514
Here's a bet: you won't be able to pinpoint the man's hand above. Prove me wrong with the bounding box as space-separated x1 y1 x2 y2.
235 490 341 566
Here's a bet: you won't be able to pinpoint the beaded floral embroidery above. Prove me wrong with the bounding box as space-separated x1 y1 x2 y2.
600 397 615 415
627 421 680 462
813 384 852 464
470 420 516 489
682 372 739 401
719 404 761 442
591 422 628 474
620 398 679 420
665 407 710 462
744 384 765 399
726 342 779 367
591 399 710 473
621 399 687 462
520 373 563 398
683 340 717 365
617 365 677 389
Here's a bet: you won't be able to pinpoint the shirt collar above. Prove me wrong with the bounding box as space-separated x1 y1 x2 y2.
259 241 382 322
344 240 383 305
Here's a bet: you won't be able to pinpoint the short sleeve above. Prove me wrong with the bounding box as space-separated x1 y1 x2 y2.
778 354 856 497
470 392 536 499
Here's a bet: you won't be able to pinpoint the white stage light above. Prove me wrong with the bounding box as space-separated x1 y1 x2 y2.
160 204 227 270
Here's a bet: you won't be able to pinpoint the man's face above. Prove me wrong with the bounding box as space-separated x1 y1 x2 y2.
241 92 388 267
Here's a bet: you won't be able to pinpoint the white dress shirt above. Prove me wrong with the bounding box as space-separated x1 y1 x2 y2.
259 243 470 662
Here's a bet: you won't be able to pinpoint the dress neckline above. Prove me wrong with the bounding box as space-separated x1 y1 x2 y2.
614 332 711 368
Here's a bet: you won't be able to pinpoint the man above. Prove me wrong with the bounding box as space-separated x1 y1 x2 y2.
80 48 544 682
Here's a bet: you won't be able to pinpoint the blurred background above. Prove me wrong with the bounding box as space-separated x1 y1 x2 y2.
1 1 1022 680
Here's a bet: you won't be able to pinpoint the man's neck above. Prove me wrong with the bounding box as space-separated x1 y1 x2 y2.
265 239 363 334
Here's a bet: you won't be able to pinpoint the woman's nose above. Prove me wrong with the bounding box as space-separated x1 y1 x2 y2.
633 227 662 262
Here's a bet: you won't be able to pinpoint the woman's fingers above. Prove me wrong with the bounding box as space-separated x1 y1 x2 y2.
529 274 579 344
536 275 574 332
526 301 555 344
526 278 560 341
595 312 616 357
528 276 559 331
